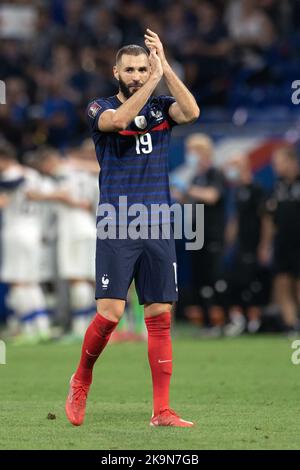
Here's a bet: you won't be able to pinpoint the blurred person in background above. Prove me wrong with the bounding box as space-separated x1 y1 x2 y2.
181 0 233 105
170 138 200 199
42 76 77 149
259 146 300 333
4 77 29 127
30 147 98 340
24 149 58 330
0 0 297 154
30 4 62 67
0 140 51 343
226 0 276 49
62 0 97 49
224 153 266 336
68 139 99 175
0 38 25 77
161 3 188 54
115 0 145 45
89 7 122 50
174 133 226 335
0 76 30 153
225 0 276 69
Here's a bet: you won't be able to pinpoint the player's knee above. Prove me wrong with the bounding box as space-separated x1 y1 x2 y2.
96 299 125 322
144 302 173 318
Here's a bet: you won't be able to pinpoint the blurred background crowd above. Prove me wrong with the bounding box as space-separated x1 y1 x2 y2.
1 0 300 154
1 0 300 342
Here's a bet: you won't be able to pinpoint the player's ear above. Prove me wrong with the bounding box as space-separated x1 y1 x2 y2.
113 65 119 81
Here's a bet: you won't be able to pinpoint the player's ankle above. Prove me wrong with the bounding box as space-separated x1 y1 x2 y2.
74 368 92 385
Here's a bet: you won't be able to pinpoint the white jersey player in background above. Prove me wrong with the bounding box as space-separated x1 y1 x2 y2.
24 150 58 321
0 141 51 343
32 146 98 339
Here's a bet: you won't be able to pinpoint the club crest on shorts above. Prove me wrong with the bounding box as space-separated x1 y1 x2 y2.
88 101 101 118
102 274 109 289
134 115 147 129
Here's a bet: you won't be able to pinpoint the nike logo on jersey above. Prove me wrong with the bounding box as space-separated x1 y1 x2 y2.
158 359 172 363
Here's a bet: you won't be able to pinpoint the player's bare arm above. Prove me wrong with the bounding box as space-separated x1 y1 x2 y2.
98 49 163 132
257 212 274 265
144 28 200 124
67 158 99 175
27 189 92 211
187 185 220 205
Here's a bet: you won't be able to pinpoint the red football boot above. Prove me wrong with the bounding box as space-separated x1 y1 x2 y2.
150 408 194 427
65 374 90 426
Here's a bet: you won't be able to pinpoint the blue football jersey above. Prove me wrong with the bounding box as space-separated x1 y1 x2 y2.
86 94 177 225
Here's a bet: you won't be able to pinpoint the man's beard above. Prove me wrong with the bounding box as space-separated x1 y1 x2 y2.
119 78 141 99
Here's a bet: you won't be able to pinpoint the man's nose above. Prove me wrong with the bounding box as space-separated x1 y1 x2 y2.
132 73 141 82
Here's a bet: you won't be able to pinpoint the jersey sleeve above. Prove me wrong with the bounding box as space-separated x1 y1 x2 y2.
158 95 177 127
86 98 114 133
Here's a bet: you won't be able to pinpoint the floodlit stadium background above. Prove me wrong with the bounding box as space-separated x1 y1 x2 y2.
1 0 300 339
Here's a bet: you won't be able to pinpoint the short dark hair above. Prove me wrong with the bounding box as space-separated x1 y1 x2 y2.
116 44 148 64
0 140 16 161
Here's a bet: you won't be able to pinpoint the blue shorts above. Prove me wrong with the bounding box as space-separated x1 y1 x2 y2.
95 227 178 304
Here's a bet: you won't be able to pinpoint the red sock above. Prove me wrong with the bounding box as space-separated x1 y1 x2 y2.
145 312 172 416
74 313 118 384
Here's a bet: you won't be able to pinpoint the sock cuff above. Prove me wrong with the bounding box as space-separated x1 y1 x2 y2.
145 311 171 332
94 312 118 334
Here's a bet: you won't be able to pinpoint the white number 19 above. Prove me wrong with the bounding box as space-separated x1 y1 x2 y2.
135 133 153 155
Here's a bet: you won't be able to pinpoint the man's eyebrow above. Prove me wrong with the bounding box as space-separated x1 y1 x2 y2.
124 66 148 70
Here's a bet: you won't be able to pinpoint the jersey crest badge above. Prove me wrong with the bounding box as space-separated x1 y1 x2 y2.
134 115 147 129
88 101 101 118
151 109 163 120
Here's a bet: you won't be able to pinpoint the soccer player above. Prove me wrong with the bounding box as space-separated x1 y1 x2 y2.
65 29 200 427
30 147 98 338
0 141 51 343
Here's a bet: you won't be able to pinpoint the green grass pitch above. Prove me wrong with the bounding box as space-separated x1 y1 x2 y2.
1 332 299 450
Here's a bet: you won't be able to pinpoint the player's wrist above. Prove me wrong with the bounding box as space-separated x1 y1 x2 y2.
161 55 169 70
149 73 162 85
162 59 172 76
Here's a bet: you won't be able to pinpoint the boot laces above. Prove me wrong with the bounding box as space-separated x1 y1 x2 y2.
71 382 89 406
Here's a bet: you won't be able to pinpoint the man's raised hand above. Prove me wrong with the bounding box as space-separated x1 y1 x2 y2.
145 29 166 65
148 48 163 82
